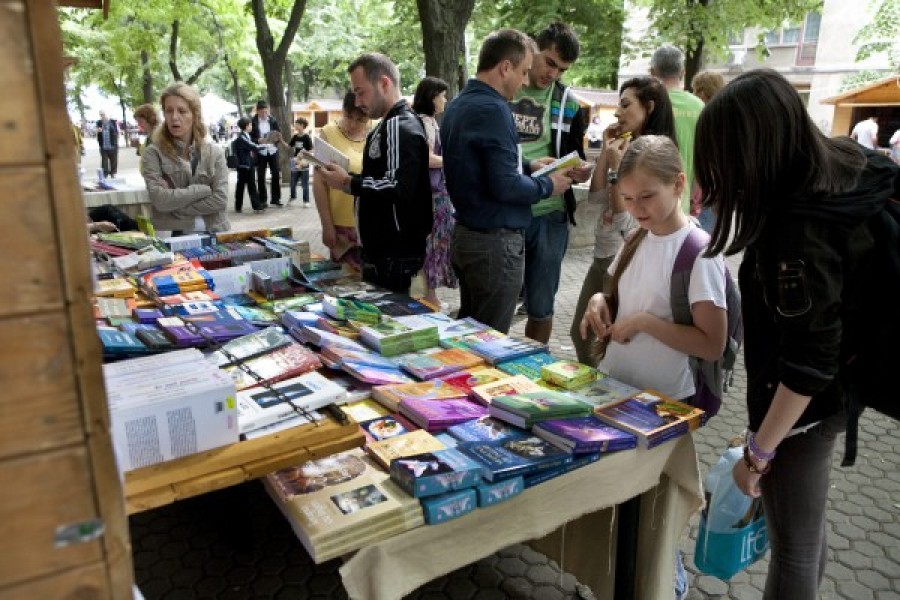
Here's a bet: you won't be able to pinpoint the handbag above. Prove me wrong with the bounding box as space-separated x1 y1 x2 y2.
694 445 769 581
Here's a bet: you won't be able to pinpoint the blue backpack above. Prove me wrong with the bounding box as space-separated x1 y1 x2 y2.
670 227 743 419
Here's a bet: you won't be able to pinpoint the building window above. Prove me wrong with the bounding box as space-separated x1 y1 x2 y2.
796 11 820 66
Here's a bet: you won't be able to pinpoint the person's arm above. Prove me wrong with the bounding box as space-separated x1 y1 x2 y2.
347 113 426 206
141 146 212 212
480 116 556 204
421 118 443 169
314 174 337 250
170 146 229 217
611 300 726 360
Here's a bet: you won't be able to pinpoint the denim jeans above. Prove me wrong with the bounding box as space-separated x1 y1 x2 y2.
523 210 569 321
450 224 525 334
759 410 845 600
290 168 309 202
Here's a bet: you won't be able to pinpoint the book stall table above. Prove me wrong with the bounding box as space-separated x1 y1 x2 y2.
123 415 364 514
82 186 152 219
339 434 703 600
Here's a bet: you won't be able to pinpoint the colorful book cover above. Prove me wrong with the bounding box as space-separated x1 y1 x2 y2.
224 343 322 391
322 346 399 370
207 326 293 367
470 375 545 406
98 328 150 356
358 414 416 443
396 348 485 380
488 391 592 427
532 416 638 454
476 476 524 508
260 294 319 314
421 488 478 525
632 390 706 430
468 335 548 365
319 371 373 404
236 370 348 433
440 328 506 351
231 305 279 325
322 295 382 325
566 374 642 407
195 319 259 343
389 447 483 498
399 398 488 432
593 397 690 448
541 361 598 390
372 380 468 412
341 399 390 423
342 360 413 386
438 367 509 395
496 352 559 380
457 436 573 482
366 429 446 469
446 415 529 444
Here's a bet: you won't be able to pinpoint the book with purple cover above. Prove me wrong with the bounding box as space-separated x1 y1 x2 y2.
593 395 689 448
157 316 205 347
399 398 489 432
445 415 529 444
195 319 260 343
532 415 638 454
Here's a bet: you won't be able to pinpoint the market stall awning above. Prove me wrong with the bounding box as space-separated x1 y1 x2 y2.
821 75 900 107
58 0 110 18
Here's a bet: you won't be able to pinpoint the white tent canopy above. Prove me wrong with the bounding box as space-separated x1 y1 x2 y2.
200 93 238 123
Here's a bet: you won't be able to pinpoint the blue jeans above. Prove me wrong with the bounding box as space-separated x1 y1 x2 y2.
698 205 716 234
290 168 309 202
451 224 525 334
523 210 569 321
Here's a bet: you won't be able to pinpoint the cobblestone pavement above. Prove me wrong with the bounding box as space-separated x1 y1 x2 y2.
88 148 900 598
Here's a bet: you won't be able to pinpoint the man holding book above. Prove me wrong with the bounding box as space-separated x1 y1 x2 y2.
510 22 592 344
441 29 573 334
318 53 433 295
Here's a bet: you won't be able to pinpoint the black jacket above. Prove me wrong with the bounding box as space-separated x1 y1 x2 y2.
349 99 432 261
250 115 280 145
741 149 899 430
232 133 258 169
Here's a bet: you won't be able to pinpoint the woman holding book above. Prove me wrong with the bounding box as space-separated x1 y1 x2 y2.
313 91 370 269
694 69 899 600
141 82 230 235
570 77 676 364
412 76 457 308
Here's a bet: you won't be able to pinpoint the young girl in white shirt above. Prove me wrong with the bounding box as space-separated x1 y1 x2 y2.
579 135 728 403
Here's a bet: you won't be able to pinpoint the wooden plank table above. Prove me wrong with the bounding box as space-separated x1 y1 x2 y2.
123 415 364 514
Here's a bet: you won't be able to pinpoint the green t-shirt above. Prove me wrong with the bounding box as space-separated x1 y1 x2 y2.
511 85 565 216
668 89 705 214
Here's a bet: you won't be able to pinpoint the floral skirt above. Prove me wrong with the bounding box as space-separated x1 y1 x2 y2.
424 191 458 289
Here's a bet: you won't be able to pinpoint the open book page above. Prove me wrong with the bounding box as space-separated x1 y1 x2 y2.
313 136 351 171
531 150 583 178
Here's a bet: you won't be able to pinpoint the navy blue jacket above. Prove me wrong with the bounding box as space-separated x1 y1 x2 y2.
441 79 553 231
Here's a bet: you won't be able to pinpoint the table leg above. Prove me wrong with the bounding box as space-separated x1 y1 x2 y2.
614 495 640 600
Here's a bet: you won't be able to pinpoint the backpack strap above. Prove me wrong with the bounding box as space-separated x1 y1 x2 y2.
670 227 710 327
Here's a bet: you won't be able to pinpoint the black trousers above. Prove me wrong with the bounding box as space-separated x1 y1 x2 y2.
235 167 261 211
361 254 423 295
100 147 118 177
256 152 281 204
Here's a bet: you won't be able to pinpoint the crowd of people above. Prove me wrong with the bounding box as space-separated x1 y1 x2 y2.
82 22 899 600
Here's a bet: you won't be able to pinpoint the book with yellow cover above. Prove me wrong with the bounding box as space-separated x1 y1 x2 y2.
470 375 545 406
366 429 446 469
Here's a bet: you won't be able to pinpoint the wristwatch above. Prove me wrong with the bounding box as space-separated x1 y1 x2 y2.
606 170 618 186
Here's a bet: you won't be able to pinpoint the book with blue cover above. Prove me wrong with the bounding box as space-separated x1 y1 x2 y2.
445 415 529 444
457 435 573 482
467 335 548 365
532 416 638 454
476 476 524 507
389 447 483 498
496 352 559 380
593 395 690 448
421 488 477 525
98 327 151 356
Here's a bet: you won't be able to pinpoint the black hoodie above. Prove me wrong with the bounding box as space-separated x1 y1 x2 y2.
740 149 899 431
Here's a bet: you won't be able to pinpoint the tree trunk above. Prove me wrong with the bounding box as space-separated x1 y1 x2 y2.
301 65 313 102
284 59 295 109
251 0 307 184
141 49 154 104
416 0 476 98
169 19 182 82
684 36 704 92
229 64 244 118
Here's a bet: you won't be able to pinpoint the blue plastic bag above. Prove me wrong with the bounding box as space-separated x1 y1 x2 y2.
694 446 769 580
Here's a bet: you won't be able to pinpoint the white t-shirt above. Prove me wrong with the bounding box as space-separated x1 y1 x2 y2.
851 119 878 149
598 222 727 400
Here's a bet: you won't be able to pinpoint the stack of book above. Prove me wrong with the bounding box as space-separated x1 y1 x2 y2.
496 352 558 380
102 349 238 472
359 317 440 357
398 397 488 432
593 392 695 448
395 347 485 380
532 416 638 454
372 379 468 412
456 435 573 482
470 375 544 406
235 370 349 434
489 390 592 428
437 367 509 396
541 360 598 390
322 296 381 325
265 449 424 563
445 415 529 444
366 430 446 469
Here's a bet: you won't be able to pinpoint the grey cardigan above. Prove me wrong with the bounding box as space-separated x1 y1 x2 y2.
141 140 231 233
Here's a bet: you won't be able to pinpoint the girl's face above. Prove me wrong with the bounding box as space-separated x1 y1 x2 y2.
243 121 252 133
163 96 194 143
433 91 447 116
614 87 651 136
618 166 686 236
342 110 370 137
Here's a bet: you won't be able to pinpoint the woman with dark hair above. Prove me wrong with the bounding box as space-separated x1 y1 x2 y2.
312 91 370 269
695 68 899 599
570 76 676 364
141 81 230 234
413 76 457 307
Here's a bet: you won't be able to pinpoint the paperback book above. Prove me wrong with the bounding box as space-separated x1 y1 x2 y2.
372 380 468 412
389 447 483 498
236 370 348 434
496 352 559 380
476 476 524 508
206 326 293 367
593 396 690 448
340 399 391 423
564 374 642 408
469 375 545 406
224 343 322 391
358 414 417 443
421 488 478 525
445 415 529 444
399 397 489 432
437 367 509 395
488 391 592 428
366 429 446 469
532 415 638 454
322 295 382 325
457 436 573 482
396 347 485 380
541 361 598 390
468 335 549 365
632 390 707 430
341 360 413 386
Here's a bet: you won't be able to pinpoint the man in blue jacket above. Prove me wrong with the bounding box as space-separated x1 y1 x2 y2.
441 29 573 333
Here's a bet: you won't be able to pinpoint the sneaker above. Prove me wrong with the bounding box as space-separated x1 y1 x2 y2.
303 201 311 208
515 302 528 316
271 201 284 207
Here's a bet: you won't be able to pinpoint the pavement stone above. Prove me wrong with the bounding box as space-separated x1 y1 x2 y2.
83 147 900 599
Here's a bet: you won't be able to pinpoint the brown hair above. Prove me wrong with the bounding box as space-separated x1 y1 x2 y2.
152 82 208 158
691 71 725 103
476 29 537 73
592 136 684 361
132 103 159 129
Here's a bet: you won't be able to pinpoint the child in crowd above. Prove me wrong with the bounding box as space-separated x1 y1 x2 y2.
289 117 313 206
233 117 263 214
570 77 676 365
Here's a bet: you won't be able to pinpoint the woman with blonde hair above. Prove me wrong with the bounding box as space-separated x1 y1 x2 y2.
141 82 230 234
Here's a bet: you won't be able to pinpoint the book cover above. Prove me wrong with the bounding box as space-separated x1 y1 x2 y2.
437 367 509 395
389 447 483 498
396 347 485 380
541 361 598 390
224 343 322 391
470 375 545 406
319 371 373 404
341 399 390 423
399 398 488 432
98 328 150 356
476 476 524 508
457 436 573 482
440 328 506 351
469 335 549 365
531 150 582 177
207 326 293 367
566 374 642 407
532 416 638 454
445 415 529 444
420 488 478 525
235 370 348 433
322 295 382 325
632 390 706 431
231 305 279 325
489 391 592 427
366 430 446 469
358 414 416 443
593 397 689 448
372 380 468 411
342 360 413 386
496 352 558 380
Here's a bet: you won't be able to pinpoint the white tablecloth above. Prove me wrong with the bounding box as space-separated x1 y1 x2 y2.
82 185 151 219
340 434 704 600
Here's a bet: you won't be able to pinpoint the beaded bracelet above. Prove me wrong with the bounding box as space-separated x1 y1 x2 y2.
746 431 777 462
743 445 772 475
